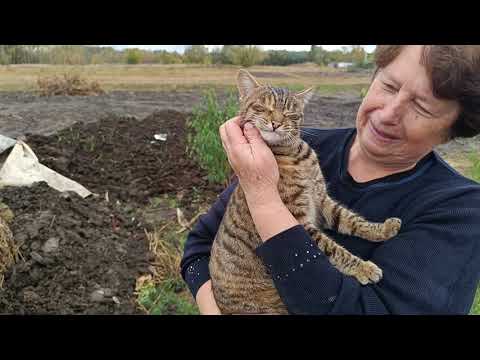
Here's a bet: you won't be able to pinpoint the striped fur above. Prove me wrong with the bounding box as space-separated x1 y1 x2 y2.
209 70 402 314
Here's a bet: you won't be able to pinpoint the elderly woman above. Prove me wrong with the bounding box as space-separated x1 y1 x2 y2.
181 45 480 315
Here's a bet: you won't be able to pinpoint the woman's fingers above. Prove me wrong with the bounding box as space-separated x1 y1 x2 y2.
219 123 229 153
220 122 239 171
225 116 249 146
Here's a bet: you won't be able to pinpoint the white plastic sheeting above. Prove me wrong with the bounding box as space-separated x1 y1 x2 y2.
0 140 91 198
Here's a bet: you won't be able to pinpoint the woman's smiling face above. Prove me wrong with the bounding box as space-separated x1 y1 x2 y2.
355 45 461 168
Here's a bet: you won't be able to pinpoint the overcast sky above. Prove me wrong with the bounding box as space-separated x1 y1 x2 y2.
101 45 376 53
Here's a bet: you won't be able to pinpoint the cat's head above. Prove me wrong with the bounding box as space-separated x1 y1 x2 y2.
236 69 313 146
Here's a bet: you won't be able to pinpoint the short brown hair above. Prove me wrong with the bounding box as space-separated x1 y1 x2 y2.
374 45 480 139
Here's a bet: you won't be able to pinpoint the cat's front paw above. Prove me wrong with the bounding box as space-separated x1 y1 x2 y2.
353 260 383 285
382 217 402 239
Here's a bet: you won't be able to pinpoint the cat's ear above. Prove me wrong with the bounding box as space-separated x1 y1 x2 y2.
295 87 314 106
237 69 261 99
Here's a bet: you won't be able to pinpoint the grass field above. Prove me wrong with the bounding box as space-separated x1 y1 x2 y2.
0 63 371 94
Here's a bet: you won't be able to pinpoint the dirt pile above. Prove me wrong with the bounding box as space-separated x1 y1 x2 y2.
25 110 223 209
0 182 151 314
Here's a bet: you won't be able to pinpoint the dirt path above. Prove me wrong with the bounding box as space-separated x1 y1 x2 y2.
0 90 362 138
0 91 205 138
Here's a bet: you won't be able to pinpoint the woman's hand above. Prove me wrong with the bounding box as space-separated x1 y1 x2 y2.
219 116 279 205
219 117 299 241
196 280 221 315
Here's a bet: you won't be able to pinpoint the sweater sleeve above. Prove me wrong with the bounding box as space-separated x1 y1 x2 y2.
180 180 237 298
255 204 480 315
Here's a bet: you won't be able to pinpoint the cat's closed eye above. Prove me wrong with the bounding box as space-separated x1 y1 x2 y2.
251 104 266 112
285 113 301 121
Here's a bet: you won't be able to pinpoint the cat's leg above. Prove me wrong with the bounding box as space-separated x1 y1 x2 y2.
291 195 382 284
301 222 382 284
317 190 401 242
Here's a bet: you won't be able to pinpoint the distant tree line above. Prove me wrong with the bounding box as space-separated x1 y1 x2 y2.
0 45 375 68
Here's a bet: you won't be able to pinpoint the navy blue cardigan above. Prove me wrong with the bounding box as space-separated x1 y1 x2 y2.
180 128 480 314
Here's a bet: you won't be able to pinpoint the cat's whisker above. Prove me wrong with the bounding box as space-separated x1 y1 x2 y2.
284 132 297 147
300 130 315 136
299 126 320 132
300 129 318 137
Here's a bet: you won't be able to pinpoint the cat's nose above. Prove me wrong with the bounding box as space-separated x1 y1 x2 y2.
272 122 280 131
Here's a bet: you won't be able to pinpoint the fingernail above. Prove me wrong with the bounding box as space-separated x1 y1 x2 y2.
244 122 253 131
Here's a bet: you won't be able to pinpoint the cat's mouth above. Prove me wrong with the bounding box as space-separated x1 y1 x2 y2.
242 120 286 145
258 127 284 145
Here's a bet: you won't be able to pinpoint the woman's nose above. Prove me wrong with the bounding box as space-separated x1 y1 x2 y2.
380 93 409 125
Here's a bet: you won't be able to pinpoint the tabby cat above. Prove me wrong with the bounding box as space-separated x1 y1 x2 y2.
209 70 401 315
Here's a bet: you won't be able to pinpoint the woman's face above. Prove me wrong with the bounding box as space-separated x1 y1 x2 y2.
355 45 461 168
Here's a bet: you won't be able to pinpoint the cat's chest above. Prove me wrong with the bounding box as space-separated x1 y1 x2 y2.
277 168 314 198
276 157 315 185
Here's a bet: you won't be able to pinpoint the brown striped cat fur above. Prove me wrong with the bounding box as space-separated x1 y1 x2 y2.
209 69 401 315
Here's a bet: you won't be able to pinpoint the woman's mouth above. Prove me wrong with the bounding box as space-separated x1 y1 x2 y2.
368 119 401 143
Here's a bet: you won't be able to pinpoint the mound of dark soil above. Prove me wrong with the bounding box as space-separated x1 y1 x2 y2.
0 182 151 314
25 110 223 208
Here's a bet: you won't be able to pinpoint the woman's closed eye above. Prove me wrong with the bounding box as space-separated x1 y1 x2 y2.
382 81 398 93
413 101 435 118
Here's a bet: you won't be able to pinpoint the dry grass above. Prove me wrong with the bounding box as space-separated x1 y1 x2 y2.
0 64 371 93
37 73 105 96
0 215 20 288
144 223 184 284
135 220 199 314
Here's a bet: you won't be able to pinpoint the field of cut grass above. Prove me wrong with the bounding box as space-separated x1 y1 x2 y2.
0 63 371 94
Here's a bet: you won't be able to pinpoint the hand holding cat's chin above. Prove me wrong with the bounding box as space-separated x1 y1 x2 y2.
220 117 280 197
237 122 280 196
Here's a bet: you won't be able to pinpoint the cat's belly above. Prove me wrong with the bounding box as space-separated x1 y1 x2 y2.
209 221 288 315
207 181 319 315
